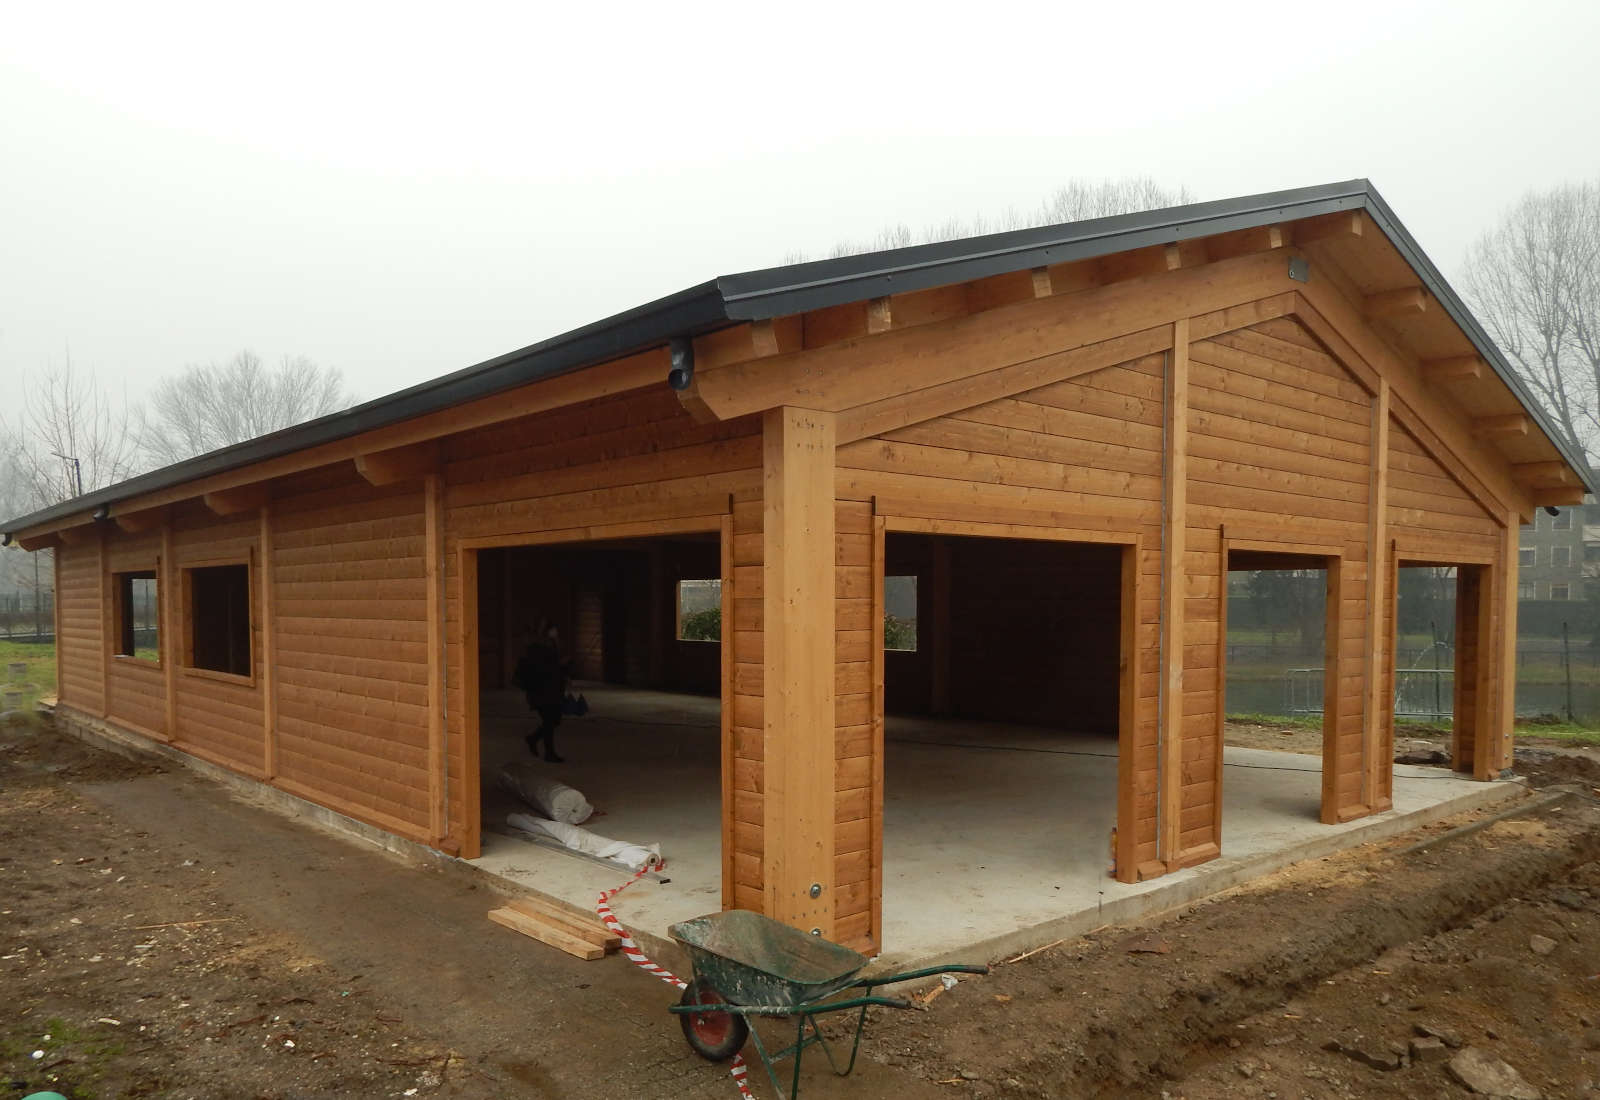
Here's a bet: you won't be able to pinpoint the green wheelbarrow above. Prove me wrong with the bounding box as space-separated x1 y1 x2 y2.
667 910 988 1099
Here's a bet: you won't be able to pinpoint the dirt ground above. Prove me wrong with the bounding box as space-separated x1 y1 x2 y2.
3 716 1600 1099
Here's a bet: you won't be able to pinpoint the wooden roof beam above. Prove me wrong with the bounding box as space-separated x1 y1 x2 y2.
203 483 270 516
1203 224 1286 262
1473 414 1531 441
355 441 439 486
1365 286 1427 320
113 505 170 535
1512 461 1577 487
1421 355 1484 383
1291 210 1363 246
1529 486 1587 507
14 532 61 552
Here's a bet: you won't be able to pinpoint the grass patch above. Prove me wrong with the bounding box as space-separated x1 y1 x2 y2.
0 639 55 709
1224 712 1323 729
1514 722 1600 746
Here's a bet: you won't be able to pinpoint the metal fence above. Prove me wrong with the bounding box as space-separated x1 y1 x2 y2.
1283 666 1455 721
0 591 55 641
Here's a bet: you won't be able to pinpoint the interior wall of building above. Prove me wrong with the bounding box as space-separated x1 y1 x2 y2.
476 538 722 698
884 534 1122 734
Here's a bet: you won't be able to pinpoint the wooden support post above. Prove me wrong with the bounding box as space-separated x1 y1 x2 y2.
1212 532 1228 851
161 523 176 738
929 538 952 715
459 547 482 859
761 406 837 935
97 524 109 717
1158 319 1190 869
260 504 278 777
719 514 736 913
1114 539 1143 883
869 511 887 946
1365 382 1391 811
1320 558 1346 824
53 549 63 701
425 473 446 844
1497 513 1520 775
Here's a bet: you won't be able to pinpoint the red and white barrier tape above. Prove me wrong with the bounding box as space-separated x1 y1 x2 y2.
597 861 756 1100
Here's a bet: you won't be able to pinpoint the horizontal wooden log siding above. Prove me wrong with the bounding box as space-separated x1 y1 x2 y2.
834 499 876 949
56 538 105 714
273 472 430 839
104 529 166 738
729 496 764 913
169 504 264 774
443 385 763 854
841 352 1166 870
1187 317 1374 830
1386 419 1501 550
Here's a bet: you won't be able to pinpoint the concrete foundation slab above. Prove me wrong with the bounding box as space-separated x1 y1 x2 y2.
472 686 1522 964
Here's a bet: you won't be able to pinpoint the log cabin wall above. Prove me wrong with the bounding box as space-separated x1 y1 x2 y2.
271 468 431 842
103 528 165 739
839 352 1166 872
442 385 763 857
56 537 105 715
168 501 265 776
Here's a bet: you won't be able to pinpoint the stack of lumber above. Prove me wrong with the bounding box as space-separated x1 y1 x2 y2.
487 895 621 961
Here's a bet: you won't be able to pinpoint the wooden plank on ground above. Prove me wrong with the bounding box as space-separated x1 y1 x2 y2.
505 895 620 950
487 907 605 960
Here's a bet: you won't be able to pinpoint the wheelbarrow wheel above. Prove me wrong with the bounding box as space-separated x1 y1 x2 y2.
678 977 749 1062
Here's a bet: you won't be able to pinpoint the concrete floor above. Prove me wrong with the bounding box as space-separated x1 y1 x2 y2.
471 685 1511 962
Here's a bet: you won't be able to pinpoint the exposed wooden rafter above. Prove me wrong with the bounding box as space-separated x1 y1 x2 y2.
355 440 439 486
1421 355 1484 383
113 505 170 535
1473 414 1530 441
1512 461 1576 487
1292 210 1363 246
1364 286 1427 320
14 532 61 552
203 484 270 516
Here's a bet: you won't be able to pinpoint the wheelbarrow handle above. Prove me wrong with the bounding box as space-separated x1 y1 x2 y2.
852 963 991 989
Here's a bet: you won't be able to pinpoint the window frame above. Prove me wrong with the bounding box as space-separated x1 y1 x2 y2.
179 554 256 686
1552 545 1573 568
111 564 162 667
1518 547 1536 567
674 577 723 643
1551 582 1571 601
883 574 919 653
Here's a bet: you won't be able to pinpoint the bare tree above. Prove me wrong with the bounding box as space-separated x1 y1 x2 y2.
11 361 143 509
1462 182 1600 456
795 176 1195 261
139 352 357 468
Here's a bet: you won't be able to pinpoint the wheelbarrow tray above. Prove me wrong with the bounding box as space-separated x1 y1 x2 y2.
669 909 868 1008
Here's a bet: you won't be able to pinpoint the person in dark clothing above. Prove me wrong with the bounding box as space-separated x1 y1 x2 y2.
513 621 569 763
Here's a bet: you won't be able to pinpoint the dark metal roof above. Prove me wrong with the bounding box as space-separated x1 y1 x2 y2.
4 178 1590 536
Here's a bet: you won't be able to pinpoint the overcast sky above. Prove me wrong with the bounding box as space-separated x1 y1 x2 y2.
2 0 1598 408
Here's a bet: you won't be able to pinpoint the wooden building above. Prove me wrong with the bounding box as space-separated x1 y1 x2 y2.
5 181 1590 953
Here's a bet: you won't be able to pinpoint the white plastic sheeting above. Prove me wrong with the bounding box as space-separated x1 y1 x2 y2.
506 812 662 871
498 763 593 825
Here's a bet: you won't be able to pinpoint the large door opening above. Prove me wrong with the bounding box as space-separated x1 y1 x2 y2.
1222 548 1339 828
1390 559 1494 779
464 531 725 933
879 531 1134 955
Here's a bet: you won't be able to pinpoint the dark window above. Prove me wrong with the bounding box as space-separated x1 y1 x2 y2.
114 571 159 661
1553 509 1573 531
188 564 251 676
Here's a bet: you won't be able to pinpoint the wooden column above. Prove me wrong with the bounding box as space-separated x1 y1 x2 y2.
425 473 446 845
161 523 177 738
1496 512 1521 775
1364 382 1391 811
1158 320 1190 868
97 525 109 717
761 406 837 934
260 504 278 776
1321 558 1347 823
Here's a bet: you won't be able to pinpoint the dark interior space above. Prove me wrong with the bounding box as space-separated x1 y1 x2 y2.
883 533 1123 734
475 534 722 697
